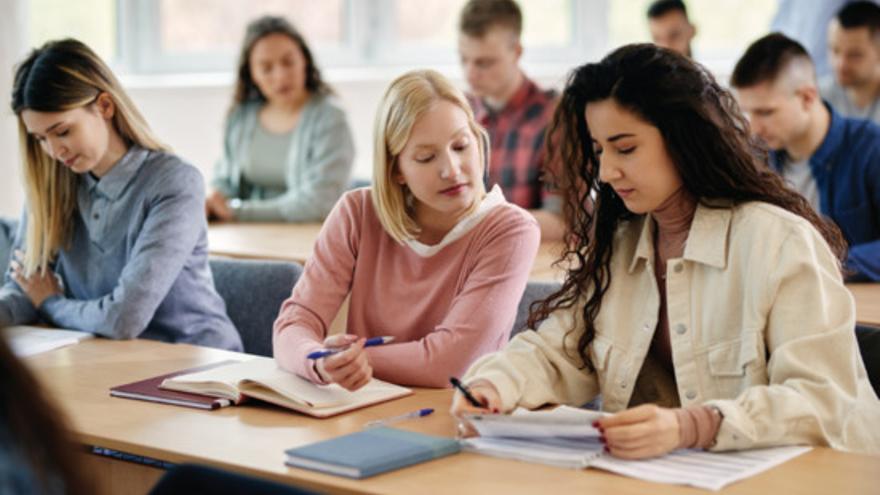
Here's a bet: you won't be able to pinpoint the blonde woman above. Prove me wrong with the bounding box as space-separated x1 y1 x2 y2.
273 70 540 389
1 39 242 351
206 16 355 222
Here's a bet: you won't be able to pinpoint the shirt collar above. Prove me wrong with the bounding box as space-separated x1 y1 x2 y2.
479 73 536 118
627 201 731 273
83 146 149 199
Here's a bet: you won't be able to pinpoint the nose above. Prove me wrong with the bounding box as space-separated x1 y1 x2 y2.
597 155 621 184
440 151 463 180
41 136 65 161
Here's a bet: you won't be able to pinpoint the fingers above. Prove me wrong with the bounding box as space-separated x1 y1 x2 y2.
597 403 657 429
600 406 681 460
450 381 501 418
321 340 372 391
323 334 358 349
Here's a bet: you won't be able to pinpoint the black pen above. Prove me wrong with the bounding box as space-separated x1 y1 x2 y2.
449 377 486 408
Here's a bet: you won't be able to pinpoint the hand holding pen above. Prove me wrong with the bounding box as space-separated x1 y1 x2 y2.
449 377 501 416
311 335 392 392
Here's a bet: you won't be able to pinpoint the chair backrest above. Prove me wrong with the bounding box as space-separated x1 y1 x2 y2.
510 281 561 339
856 325 880 396
0 217 18 274
209 258 303 357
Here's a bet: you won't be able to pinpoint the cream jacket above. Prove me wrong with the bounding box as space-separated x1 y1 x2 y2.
464 201 880 453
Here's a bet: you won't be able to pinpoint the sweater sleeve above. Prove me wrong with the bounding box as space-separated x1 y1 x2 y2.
706 223 880 452
462 303 602 412
365 210 541 388
234 101 355 222
0 212 38 327
38 164 208 339
272 193 360 382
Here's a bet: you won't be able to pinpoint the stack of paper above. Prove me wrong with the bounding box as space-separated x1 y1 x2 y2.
462 406 812 490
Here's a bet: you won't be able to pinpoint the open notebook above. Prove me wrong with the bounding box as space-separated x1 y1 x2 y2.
4 325 94 357
160 356 412 418
462 406 811 491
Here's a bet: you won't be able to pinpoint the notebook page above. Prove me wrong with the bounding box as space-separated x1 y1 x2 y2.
466 406 608 438
463 436 603 469
589 445 812 491
5 325 94 357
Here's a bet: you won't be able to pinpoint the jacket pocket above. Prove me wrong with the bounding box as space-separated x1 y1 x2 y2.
708 336 758 377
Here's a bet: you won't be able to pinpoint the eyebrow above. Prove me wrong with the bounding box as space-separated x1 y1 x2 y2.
29 121 65 137
411 126 470 149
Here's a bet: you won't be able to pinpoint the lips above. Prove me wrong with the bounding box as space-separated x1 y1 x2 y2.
615 188 635 198
62 155 80 167
440 183 468 196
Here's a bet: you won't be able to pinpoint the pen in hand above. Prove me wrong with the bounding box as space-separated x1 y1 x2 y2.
307 336 395 360
449 377 487 408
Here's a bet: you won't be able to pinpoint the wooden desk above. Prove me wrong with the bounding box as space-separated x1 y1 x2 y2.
849 283 880 327
27 339 880 495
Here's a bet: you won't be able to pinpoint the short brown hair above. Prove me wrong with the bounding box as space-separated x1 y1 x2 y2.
459 0 523 38
730 33 813 88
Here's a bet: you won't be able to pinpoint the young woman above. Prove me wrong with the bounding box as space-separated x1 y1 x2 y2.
207 16 355 222
0 337 92 494
452 44 880 456
1 39 242 351
272 70 541 389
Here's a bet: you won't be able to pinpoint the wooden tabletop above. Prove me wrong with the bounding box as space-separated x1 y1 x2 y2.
26 339 880 495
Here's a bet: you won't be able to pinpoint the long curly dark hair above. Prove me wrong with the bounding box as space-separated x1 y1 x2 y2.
528 44 847 370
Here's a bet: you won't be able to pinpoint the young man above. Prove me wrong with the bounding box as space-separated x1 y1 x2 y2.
646 0 696 58
457 0 564 241
822 1 880 124
731 33 880 281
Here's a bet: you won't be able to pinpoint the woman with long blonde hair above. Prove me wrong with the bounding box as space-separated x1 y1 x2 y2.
272 69 540 389
0 39 241 350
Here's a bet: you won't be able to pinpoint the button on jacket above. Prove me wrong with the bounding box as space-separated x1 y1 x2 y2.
464 201 880 453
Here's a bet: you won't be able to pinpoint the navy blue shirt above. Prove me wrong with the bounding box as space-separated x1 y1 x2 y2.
0 147 242 350
770 106 880 281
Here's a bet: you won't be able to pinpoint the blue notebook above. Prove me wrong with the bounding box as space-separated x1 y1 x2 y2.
284 427 461 479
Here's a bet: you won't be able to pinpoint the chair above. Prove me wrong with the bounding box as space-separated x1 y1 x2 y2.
149 464 318 495
856 325 880 395
510 281 561 339
209 258 303 357
0 217 18 274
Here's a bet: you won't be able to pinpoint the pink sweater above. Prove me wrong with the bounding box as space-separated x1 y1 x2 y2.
272 188 541 388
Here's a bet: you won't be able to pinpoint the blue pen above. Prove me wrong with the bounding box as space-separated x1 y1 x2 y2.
364 408 434 428
306 336 395 360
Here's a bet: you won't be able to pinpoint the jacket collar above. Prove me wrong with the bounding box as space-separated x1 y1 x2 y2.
628 201 731 274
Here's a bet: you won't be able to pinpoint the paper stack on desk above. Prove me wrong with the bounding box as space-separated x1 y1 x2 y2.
462 406 811 491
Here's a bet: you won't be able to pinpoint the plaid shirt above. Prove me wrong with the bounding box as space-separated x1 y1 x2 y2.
469 75 559 211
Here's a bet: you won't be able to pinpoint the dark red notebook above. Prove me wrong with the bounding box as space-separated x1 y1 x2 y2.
110 360 240 410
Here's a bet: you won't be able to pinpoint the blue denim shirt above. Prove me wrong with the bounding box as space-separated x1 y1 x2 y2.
0 147 242 351
770 106 880 281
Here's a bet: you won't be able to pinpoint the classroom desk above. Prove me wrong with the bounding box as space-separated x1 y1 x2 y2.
849 283 880 327
26 339 880 495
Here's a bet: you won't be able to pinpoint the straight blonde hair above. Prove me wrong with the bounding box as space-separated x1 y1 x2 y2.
11 39 168 276
371 70 489 243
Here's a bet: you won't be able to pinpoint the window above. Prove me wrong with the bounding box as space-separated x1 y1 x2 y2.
28 0 599 75
28 0 117 62
609 0 777 73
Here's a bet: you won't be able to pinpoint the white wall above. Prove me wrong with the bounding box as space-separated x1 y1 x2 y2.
0 0 27 217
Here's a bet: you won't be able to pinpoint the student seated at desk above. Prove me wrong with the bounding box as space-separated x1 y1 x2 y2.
0 333 91 494
206 16 355 223
273 70 540 389
0 39 242 351
452 44 880 458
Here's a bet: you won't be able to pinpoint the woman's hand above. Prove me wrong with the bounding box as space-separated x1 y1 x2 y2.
596 404 681 459
449 379 504 436
314 335 373 391
206 190 234 221
10 251 62 307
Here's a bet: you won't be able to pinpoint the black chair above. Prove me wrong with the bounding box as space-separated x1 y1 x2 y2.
149 464 318 495
855 325 880 395
209 258 303 357
510 281 561 339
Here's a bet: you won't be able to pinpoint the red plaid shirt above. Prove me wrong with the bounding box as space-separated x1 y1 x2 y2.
469 75 558 211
